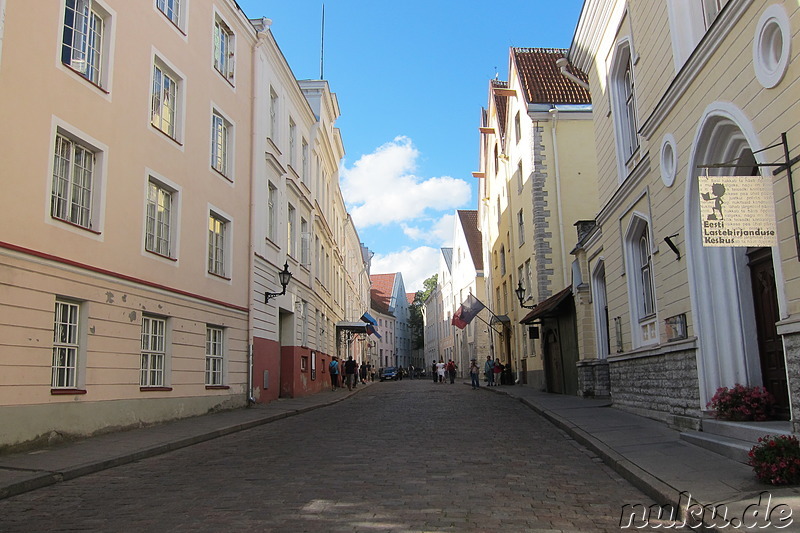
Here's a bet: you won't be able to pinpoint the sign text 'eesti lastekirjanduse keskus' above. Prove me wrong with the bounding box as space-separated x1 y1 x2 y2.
699 175 777 247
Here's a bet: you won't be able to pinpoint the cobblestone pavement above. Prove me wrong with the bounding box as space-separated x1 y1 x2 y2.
0 381 653 532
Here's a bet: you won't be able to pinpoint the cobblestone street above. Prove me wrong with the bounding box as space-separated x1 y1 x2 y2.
0 381 652 532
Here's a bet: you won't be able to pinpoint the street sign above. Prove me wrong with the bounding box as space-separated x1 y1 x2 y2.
699 175 777 247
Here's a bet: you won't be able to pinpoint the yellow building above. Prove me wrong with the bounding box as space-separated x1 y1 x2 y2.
477 48 598 392
568 0 800 430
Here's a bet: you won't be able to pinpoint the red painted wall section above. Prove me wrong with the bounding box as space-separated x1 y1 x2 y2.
280 346 331 398
252 336 281 403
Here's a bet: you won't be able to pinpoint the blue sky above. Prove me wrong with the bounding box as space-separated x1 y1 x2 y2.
236 0 585 291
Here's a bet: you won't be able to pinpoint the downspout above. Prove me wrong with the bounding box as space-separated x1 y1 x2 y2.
549 107 569 287
247 20 271 405
555 58 589 90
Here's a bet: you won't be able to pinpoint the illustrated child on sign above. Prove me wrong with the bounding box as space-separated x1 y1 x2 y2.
701 183 725 220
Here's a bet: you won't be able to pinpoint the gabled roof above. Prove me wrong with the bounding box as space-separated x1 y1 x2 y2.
512 48 590 105
406 292 416 305
457 210 483 271
370 273 396 315
491 79 509 142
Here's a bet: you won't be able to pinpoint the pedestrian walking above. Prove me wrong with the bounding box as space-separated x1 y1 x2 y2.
469 359 480 389
484 355 495 387
493 358 503 386
432 360 438 383
359 362 368 384
344 355 357 391
409 365 415 380
329 357 340 391
436 359 446 383
446 359 457 384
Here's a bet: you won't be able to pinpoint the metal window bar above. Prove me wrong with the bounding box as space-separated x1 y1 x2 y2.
52 301 79 388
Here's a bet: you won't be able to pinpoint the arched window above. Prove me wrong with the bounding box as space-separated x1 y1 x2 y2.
625 214 657 347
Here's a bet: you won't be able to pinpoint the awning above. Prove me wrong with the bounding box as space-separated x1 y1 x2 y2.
360 312 377 326
519 286 573 324
490 314 511 325
335 321 369 332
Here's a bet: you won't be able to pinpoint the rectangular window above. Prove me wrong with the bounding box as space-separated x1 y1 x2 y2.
61 0 106 86
269 88 278 142
514 111 521 144
301 218 310 266
208 213 227 277
156 0 181 27
145 180 173 257
288 118 296 168
52 300 80 388
267 182 277 242
287 204 296 257
151 62 179 139
301 300 309 346
517 210 525 245
211 112 230 176
205 326 224 385
51 133 96 229
213 17 234 80
301 139 309 185
141 315 166 387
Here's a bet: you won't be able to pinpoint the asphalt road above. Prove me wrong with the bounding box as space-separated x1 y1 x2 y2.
0 380 652 532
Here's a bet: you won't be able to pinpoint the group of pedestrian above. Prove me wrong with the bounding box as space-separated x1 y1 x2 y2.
432 355 511 388
329 356 373 392
430 359 459 384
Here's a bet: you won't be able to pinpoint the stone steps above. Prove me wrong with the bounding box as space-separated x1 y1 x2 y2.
679 419 792 464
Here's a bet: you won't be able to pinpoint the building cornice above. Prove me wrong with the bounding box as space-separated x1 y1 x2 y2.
595 151 651 227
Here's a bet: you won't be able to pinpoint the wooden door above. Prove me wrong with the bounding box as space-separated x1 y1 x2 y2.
748 248 789 419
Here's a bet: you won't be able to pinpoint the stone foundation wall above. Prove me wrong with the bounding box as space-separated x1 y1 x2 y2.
608 345 702 430
577 359 610 398
780 328 800 434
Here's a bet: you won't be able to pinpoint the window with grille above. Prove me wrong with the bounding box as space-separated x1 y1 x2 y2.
145 180 173 257
52 300 80 388
211 112 230 176
61 0 106 86
141 316 166 387
301 218 310 266
51 133 96 229
267 182 277 242
213 17 234 80
287 204 296 257
151 62 179 139
208 214 227 276
156 0 181 28
205 326 224 385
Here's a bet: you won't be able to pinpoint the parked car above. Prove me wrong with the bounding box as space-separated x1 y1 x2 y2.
379 367 398 381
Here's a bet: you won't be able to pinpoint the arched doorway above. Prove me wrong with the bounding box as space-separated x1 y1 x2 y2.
685 104 788 414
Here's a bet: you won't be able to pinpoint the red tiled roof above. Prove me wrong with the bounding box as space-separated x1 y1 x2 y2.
406 292 416 305
370 273 396 315
491 79 509 141
457 210 483 271
512 48 590 105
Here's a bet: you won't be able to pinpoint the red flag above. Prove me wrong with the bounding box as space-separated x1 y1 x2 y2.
451 294 485 329
452 307 468 329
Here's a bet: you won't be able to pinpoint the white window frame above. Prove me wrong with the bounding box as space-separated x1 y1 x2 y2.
287 203 296 257
51 131 99 230
288 118 296 168
145 175 179 258
517 209 525 245
151 55 184 142
267 182 277 243
301 217 310 267
52 299 82 389
624 214 657 347
269 88 279 143
141 315 167 387
155 0 184 30
211 108 233 178
609 39 639 182
213 13 235 82
207 210 232 278
205 325 224 386
60 0 113 89
301 138 309 186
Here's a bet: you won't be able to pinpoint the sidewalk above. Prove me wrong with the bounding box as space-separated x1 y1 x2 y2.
0 384 366 500
482 384 800 530
2 381 799 529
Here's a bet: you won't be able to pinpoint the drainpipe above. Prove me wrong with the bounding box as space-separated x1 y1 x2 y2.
555 58 589 90
549 107 569 287
247 20 272 405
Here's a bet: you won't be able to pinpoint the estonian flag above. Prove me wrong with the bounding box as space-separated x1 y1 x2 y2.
451 294 486 330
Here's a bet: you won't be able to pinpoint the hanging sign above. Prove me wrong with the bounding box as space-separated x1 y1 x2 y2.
699 175 777 247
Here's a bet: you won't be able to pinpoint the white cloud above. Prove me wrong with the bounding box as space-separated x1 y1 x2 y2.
371 246 440 293
401 213 455 246
341 137 471 229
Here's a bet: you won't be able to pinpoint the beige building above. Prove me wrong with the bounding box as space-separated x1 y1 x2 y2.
567 0 800 430
0 1 372 450
0 0 255 449
476 48 598 392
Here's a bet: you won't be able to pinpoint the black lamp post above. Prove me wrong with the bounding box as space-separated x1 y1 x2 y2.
515 280 537 309
265 262 292 303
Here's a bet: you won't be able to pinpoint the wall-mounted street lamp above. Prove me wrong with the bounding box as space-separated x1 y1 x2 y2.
664 233 681 261
265 262 292 303
514 281 537 309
